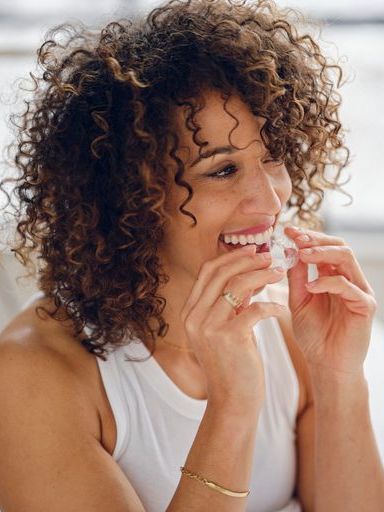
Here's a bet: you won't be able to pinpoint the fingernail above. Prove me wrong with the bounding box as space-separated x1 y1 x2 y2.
261 251 272 259
306 280 317 288
301 247 313 254
297 234 311 242
272 266 285 273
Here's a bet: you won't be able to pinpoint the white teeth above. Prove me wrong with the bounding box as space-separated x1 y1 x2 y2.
239 235 247 245
256 233 264 244
222 226 273 245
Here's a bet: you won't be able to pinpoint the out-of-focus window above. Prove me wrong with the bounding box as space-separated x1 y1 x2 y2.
276 0 384 232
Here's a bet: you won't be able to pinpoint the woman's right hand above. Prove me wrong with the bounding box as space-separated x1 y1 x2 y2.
180 244 287 416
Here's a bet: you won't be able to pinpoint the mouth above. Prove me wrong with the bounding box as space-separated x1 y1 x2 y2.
218 227 273 253
219 235 270 253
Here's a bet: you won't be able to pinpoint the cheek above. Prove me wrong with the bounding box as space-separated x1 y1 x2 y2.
278 170 293 202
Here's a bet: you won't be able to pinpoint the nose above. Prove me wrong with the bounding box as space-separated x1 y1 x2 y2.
237 166 283 216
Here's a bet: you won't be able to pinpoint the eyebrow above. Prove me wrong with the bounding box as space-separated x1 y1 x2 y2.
190 146 236 168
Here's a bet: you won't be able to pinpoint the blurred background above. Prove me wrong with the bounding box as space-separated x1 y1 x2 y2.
0 0 383 456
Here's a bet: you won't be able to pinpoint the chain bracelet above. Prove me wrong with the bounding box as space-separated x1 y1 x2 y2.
180 466 250 498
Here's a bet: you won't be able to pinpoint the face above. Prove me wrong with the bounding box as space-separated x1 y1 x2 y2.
158 89 292 286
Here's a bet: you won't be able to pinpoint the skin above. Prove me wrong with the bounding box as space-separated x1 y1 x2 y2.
0 88 382 511
152 88 292 362
285 226 377 374
283 226 384 510
149 88 384 509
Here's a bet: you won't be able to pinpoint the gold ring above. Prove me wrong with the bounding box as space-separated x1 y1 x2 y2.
222 291 243 310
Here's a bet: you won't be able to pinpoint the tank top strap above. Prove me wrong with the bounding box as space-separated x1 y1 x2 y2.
82 326 130 461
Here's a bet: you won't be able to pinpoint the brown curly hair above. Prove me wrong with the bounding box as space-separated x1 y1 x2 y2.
0 0 349 360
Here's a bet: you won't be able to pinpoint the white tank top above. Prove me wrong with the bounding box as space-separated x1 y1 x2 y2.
22 288 301 511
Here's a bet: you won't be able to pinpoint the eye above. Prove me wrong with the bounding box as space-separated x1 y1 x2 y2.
208 164 238 179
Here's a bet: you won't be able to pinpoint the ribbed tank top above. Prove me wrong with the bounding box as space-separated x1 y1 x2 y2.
22 288 301 511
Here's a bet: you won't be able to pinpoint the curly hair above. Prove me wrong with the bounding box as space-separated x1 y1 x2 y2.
0 0 349 360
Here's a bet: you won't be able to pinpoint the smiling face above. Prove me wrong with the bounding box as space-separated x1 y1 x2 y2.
158 89 292 285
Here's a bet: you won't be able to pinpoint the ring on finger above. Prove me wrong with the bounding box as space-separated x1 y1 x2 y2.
222 290 243 310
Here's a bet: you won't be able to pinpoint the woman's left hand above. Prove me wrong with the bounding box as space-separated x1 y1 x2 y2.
284 225 377 376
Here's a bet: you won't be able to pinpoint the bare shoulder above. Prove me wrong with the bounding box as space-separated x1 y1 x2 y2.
0 295 92 364
0 295 121 450
266 282 314 415
0 296 102 438
0 298 144 511
0 296 118 451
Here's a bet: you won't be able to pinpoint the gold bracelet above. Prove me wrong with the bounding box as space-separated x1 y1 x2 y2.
180 466 250 498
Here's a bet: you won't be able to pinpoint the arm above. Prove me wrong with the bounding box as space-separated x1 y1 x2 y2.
311 367 384 511
0 340 146 512
167 404 259 512
0 336 261 512
284 225 384 511
1 248 283 512
279 303 384 512
275 280 384 511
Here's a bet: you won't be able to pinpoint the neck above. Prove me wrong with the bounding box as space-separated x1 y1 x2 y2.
153 331 200 364
143 335 200 366
144 271 200 365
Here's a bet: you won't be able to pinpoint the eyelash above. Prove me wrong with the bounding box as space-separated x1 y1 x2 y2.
208 165 238 179
208 159 282 180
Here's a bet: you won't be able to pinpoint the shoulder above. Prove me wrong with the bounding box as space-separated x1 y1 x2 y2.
266 281 314 416
0 338 101 443
0 301 144 511
0 296 102 440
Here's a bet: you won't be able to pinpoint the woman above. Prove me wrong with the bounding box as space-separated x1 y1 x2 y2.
0 0 382 511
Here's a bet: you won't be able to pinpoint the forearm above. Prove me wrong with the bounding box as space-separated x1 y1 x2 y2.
166 403 259 512
311 367 384 512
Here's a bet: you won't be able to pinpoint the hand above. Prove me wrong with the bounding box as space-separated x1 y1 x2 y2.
285 225 377 377
181 245 287 414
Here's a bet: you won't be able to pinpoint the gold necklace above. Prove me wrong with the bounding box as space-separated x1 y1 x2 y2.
161 338 194 353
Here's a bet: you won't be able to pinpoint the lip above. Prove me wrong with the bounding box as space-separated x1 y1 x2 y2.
220 222 274 237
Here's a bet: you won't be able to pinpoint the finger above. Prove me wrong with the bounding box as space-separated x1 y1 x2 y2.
206 266 286 323
284 225 345 248
287 257 311 308
181 246 271 322
316 263 338 278
306 275 377 316
298 245 373 294
228 301 288 335
181 244 260 321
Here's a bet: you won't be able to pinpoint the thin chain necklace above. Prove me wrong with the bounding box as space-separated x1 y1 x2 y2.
161 338 194 353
